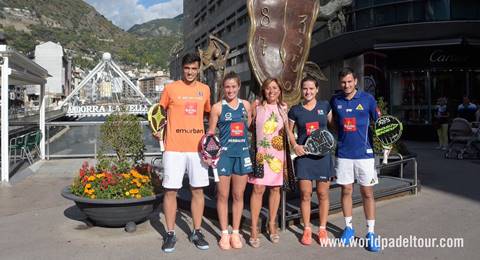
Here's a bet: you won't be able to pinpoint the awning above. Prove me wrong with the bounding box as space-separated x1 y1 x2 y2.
1 44 50 183
309 20 480 65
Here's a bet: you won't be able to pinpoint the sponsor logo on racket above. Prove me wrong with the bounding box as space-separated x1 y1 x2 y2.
374 116 403 145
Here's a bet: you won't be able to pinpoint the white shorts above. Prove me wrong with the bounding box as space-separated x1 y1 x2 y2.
335 158 378 186
162 151 210 189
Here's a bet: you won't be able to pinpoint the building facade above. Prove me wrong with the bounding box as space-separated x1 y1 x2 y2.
174 0 480 139
172 0 252 98
138 75 170 100
309 0 480 139
34 41 73 102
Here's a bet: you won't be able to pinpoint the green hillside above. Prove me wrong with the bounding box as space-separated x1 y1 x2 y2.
0 0 182 70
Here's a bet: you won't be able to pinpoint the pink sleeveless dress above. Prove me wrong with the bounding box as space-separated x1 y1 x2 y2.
248 103 285 186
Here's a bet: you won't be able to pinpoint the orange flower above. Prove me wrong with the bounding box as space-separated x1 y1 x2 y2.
131 169 142 179
87 176 96 181
129 189 139 194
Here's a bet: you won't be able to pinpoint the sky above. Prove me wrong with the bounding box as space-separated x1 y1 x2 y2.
84 0 183 30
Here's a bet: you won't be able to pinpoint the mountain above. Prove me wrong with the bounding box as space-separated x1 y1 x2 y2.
0 0 182 70
128 14 183 38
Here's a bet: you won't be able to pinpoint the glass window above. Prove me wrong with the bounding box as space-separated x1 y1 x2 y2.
356 9 373 29
431 70 467 117
452 0 480 19
469 71 480 110
391 71 430 125
373 0 394 4
425 0 450 21
375 5 396 26
396 3 412 24
412 1 426 22
356 0 373 9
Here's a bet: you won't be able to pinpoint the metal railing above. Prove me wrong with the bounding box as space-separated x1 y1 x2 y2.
45 121 163 159
279 156 418 231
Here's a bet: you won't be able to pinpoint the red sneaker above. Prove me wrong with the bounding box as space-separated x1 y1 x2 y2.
317 229 330 246
301 227 312 245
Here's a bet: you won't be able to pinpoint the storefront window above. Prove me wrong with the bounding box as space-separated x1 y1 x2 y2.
430 70 467 117
470 71 480 109
391 71 430 125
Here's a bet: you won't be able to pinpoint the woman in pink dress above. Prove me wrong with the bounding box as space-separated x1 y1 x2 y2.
249 78 289 248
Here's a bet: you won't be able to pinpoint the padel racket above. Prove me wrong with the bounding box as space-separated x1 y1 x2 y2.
374 115 403 164
293 129 336 159
147 103 167 151
304 129 336 156
200 133 222 182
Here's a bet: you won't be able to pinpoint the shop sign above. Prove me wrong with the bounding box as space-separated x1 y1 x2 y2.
428 49 469 64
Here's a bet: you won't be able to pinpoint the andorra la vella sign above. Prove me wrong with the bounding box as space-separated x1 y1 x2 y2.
62 53 152 117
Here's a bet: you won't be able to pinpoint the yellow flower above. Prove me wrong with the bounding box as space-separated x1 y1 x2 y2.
85 183 92 189
87 176 96 181
130 169 142 178
125 191 130 196
90 195 96 199
96 173 105 178
129 189 139 194
135 195 142 199
122 173 131 179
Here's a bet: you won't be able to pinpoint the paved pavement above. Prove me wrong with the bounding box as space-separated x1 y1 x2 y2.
0 142 479 260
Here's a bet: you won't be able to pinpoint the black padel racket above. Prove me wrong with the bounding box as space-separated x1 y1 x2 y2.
304 129 336 156
374 115 403 164
293 129 336 159
147 103 167 151
200 134 222 182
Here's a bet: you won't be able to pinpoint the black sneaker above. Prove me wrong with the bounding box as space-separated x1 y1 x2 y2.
189 229 210 250
162 231 176 253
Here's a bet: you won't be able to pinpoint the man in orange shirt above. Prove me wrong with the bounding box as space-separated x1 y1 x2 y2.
155 53 211 253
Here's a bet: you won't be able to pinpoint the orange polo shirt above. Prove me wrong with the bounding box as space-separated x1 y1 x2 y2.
159 80 211 152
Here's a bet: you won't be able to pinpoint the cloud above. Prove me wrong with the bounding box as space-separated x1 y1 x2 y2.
84 0 183 30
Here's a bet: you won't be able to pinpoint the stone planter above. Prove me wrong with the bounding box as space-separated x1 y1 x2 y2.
61 187 161 230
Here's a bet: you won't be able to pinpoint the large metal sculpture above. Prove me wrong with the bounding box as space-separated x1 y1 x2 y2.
198 35 230 102
247 0 352 106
